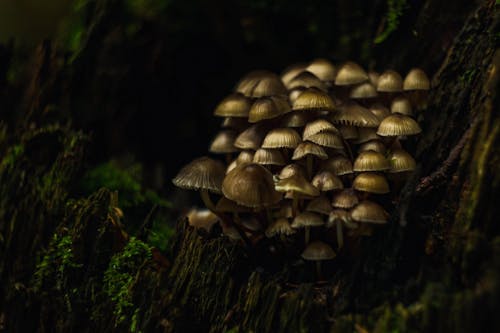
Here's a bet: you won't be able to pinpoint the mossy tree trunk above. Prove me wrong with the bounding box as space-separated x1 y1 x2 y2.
0 1 499 332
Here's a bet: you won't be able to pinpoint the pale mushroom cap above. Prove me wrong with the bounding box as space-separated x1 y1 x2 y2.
391 97 413 116
289 87 306 103
226 159 238 174
334 61 369 86
253 148 286 166
331 102 381 127
349 82 378 99
377 70 403 92
388 148 416 173
214 93 251 118
187 208 219 232
303 119 339 139
327 209 351 227
351 200 389 224
237 150 255 164
172 156 226 194
403 68 430 91
301 241 336 261
292 88 335 111
321 155 353 175
209 130 238 153
332 189 359 209
358 139 387 154
352 172 390 194
377 114 422 136
248 95 291 123
292 211 325 228
306 58 337 82
280 111 310 128
281 63 308 85
368 71 380 86
234 123 267 150
287 71 328 91
306 195 333 215
265 218 296 237
353 151 390 172
369 103 391 121
236 70 287 97
279 163 306 180
261 128 301 149
305 132 344 149
312 171 344 191
292 142 328 160
275 173 320 197
222 163 282 208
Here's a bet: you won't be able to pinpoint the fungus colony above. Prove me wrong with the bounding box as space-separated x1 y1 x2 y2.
173 59 429 273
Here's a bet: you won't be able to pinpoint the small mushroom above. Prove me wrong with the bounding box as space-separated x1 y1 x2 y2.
312 171 344 192
292 87 335 112
352 172 390 194
278 163 306 180
306 58 337 83
331 102 380 128
265 218 296 240
287 71 328 91
321 155 353 176
248 95 291 123
377 70 403 92
305 132 344 149
235 70 287 97
390 96 413 116
369 103 391 121
306 195 333 215
275 173 319 217
280 111 310 128
350 200 389 224
234 123 268 150
214 93 251 118
292 211 324 244
334 61 369 86
187 207 220 233
377 114 422 137
209 130 238 164
358 139 387 154
292 142 329 178
327 209 357 249
353 151 390 172
303 119 339 139
253 148 286 167
261 128 302 149
331 189 359 209
301 241 336 279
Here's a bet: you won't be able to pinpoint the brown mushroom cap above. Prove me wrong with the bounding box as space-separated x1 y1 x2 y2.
234 123 267 150
377 70 403 92
312 171 344 191
281 63 308 85
377 114 422 136
292 142 329 160
303 119 339 139
321 155 353 175
306 58 337 82
331 102 380 127
292 211 325 229
187 208 220 232
306 195 333 215
358 139 387 154
278 163 306 180
214 93 251 118
350 200 389 224
353 127 381 144
265 218 296 237
326 209 351 228
334 61 369 86
209 130 238 154
331 189 359 209
289 87 306 103
235 70 287 97
222 163 282 208
261 128 301 149
403 68 430 91
305 132 344 149
339 125 359 140
353 151 390 172
248 95 291 123
215 196 252 213
280 111 310 128
352 172 390 194
275 173 320 197
253 148 286 166
301 241 336 260
349 82 378 99
391 97 413 116
388 148 416 173
287 71 328 91
292 88 335 111
237 150 255 163
369 103 391 121
173 156 226 194
368 71 380 86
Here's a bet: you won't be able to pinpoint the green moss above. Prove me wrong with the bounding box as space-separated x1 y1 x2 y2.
0 144 24 170
103 237 152 330
374 0 407 44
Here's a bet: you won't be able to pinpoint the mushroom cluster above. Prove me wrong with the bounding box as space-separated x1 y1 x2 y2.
173 59 429 274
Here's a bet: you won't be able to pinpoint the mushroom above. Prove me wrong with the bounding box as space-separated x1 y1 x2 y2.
248 95 291 123
292 211 324 244
377 70 403 92
275 172 319 217
312 171 344 192
186 207 220 233
377 113 422 137
253 148 286 167
209 130 238 164
278 163 306 180
390 96 413 116
287 71 328 91
292 87 336 112
320 155 353 176
234 123 268 150
327 209 357 249
358 139 387 154
306 195 333 215
235 70 287 97
214 93 251 118
303 119 339 139
350 200 389 224
281 63 307 86
352 128 381 144
369 103 391 121
331 102 380 128
353 151 390 172
334 61 369 86
305 132 344 149
280 111 310 128
292 142 328 178
349 82 378 104
331 189 359 209
301 241 336 279
352 172 390 195
306 58 337 83
403 68 430 109
265 218 296 241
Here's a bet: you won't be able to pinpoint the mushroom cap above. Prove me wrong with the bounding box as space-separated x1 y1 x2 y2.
331 102 380 127
261 128 301 149
221 117 248 130
368 71 380 86
349 82 378 99
280 111 310 128
353 151 390 172
253 148 286 166
312 171 344 192
306 58 337 82
351 200 389 224
327 209 351 227
278 163 306 180
237 150 255 163
403 68 430 91
235 70 287 97
358 139 387 154
301 241 336 261
215 196 252 213
292 142 328 160
377 70 403 92
292 88 335 111
305 132 344 149
334 61 369 86
173 156 226 194
287 71 328 91
369 103 391 121
265 218 296 237
303 119 339 139
352 172 390 194
332 189 359 209
234 123 267 150
214 93 251 118
321 155 353 175
391 97 413 116
388 148 416 173
275 173 320 197
353 127 381 144
222 163 282 208
306 195 333 215
281 63 308 85
339 125 359 140
292 211 325 229
226 159 238 174
289 87 306 103
187 208 219 232
377 114 422 136
248 95 291 123
209 130 238 153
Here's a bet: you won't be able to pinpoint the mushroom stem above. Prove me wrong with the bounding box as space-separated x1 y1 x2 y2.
315 261 322 280
336 220 344 249
200 189 217 212
305 226 311 244
306 155 313 179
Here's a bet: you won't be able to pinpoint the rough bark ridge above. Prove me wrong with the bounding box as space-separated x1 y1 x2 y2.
0 1 499 332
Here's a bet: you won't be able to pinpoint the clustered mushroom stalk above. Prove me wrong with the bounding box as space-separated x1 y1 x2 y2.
173 59 429 280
